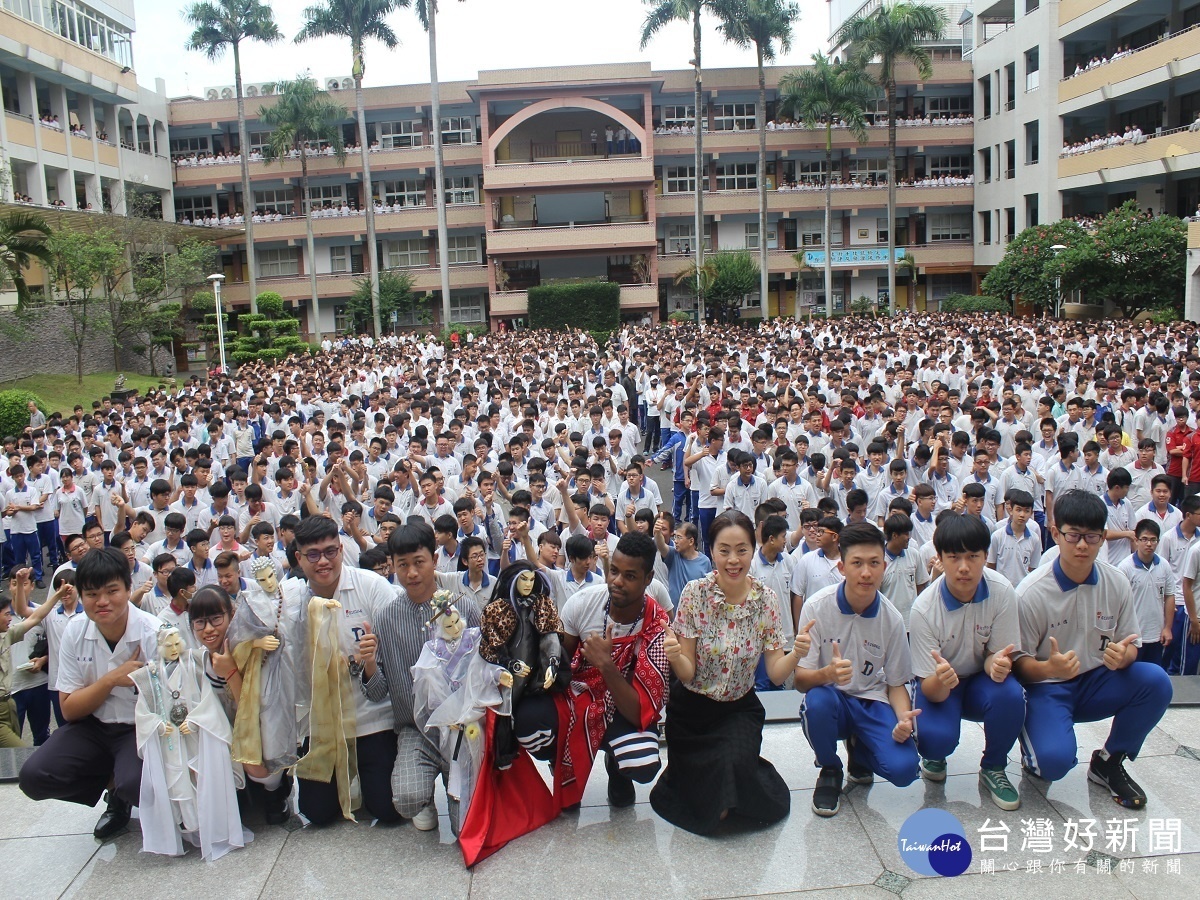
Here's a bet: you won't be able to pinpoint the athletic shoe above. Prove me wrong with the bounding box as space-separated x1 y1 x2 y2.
411 805 439 831
979 767 1020 810
845 736 874 785
920 758 948 782
812 766 843 816
1087 750 1147 809
606 753 636 808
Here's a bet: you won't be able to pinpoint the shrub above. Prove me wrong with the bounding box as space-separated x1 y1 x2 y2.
588 329 613 347
255 291 285 317
0 390 46 437
938 294 1010 314
189 291 214 314
528 282 620 331
439 324 488 347
668 311 693 323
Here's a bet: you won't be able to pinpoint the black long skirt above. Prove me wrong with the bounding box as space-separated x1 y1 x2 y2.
649 681 790 835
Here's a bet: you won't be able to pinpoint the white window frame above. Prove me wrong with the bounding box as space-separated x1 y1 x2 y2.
254 189 294 215
305 184 345 211
441 235 480 265
169 136 210 158
258 247 299 277
664 166 696 194
444 175 478 205
662 105 700 129
797 160 829 184
711 102 756 132
441 115 475 145
384 238 427 269
379 178 426 207
449 293 485 324
174 195 214 219
927 154 972 177
848 158 888 183
329 246 350 274
248 131 273 153
334 304 350 333
927 96 972 116
664 223 713 254
930 213 971 241
744 222 778 250
379 120 423 149
715 162 757 191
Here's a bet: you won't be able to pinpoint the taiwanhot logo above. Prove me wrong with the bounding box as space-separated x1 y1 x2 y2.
897 809 972 877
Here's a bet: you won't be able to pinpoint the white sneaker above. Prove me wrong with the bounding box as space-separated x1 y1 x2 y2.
411 805 438 831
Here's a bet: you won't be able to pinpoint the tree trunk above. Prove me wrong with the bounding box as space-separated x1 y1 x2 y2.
301 154 321 345
355 54 382 337
886 80 898 315
234 42 259 313
693 8 705 322
756 44 769 321
824 130 834 319
428 0 452 330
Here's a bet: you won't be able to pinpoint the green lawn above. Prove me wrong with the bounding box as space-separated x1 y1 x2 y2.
0 372 170 416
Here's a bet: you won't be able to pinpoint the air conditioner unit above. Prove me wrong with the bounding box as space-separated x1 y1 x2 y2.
326 78 341 91
258 82 275 96
245 84 258 97
206 89 219 101
221 87 233 100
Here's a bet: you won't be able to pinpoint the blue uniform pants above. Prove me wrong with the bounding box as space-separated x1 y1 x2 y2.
35 520 58 570
1163 606 1200 675
1137 641 1164 667
9 532 41 581
1020 663 1172 782
697 508 717 555
914 672 1025 770
800 684 919 786
672 480 688 522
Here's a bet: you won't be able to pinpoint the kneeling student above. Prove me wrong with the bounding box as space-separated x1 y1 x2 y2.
796 523 919 817
910 514 1025 810
1014 490 1173 808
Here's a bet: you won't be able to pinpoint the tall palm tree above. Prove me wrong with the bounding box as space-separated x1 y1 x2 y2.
837 2 946 314
412 0 452 329
642 0 711 320
0 210 53 310
296 0 406 338
185 0 282 314
779 53 873 318
259 75 348 345
714 0 799 320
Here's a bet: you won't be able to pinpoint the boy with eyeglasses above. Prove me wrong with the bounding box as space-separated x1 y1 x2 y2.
1013 490 1172 808
1116 519 1176 667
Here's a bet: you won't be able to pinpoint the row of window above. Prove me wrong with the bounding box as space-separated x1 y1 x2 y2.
662 155 972 192
661 96 972 129
255 236 483 278
3 0 134 68
174 177 479 219
333 293 485 331
661 213 970 252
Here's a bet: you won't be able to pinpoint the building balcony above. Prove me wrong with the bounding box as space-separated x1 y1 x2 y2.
483 155 654 191
171 142 484 188
486 220 656 255
655 183 973 217
652 121 974 157
656 241 973 277
1190 220 1200 250
488 282 657 318
4 112 36 150
1059 0 1114 30
1058 127 1200 187
0 9 138 104
245 204 486 242
1060 27 1200 106
219 263 489 305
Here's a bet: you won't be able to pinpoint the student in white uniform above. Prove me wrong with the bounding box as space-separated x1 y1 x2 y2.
1115 519 1176 668
987 490 1041 588
1013 490 1172 809
880 513 923 624
909 514 1024 811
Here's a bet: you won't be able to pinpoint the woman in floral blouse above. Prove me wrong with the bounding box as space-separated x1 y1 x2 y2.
650 511 811 834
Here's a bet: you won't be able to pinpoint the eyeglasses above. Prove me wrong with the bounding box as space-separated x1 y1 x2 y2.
302 545 342 563
1137 535 1160 544
1059 531 1103 545
192 613 226 630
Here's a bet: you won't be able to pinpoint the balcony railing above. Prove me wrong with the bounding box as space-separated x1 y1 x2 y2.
1058 124 1200 180
523 140 641 163
1059 24 1200 103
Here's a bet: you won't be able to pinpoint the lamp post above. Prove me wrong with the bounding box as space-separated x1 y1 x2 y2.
1050 244 1067 318
207 273 227 375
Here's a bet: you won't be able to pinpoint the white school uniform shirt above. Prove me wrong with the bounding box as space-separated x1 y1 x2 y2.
1158 524 1199 593
791 549 843 601
1116 553 1175 644
909 568 1021 679
55 604 162 724
987 521 1042 589
1013 559 1142 681
796 584 913 703
44 600 85 691
880 547 922 624
749 550 796 642
1103 494 1135 565
766 475 818 530
1133 502 1183 535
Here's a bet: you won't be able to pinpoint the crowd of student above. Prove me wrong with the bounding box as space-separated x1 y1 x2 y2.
1060 126 1148 156
0 312 1191 859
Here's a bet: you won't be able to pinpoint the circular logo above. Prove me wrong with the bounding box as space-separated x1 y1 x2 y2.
897 808 972 877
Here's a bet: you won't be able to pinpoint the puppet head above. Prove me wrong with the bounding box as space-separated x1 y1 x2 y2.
252 556 279 594
157 625 185 662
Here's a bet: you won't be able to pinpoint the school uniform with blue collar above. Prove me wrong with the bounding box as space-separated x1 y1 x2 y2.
1116 552 1176 668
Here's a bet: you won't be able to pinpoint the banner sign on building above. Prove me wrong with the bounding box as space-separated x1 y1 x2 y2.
803 247 908 267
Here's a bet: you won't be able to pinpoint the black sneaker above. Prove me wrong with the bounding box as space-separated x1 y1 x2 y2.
262 772 293 825
812 766 843 816
846 736 874 785
93 791 131 840
1087 750 1147 809
605 753 636 808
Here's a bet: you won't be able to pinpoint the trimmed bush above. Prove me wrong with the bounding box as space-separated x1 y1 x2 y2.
255 291 285 317
938 293 1010 314
528 282 620 332
0 390 46 438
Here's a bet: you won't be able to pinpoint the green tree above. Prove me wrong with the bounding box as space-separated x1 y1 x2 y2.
47 228 121 384
259 74 348 345
231 290 303 362
678 251 759 322
1089 201 1187 319
837 2 946 314
714 0 799 319
348 269 417 333
0 210 53 310
296 0 406 336
779 53 873 317
184 0 282 314
980 219 1095 314
642 0 714 317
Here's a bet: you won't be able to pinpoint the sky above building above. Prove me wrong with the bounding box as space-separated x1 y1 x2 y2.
135 0 828 97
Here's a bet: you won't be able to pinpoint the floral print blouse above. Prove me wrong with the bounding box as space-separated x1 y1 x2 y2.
673 573 784 702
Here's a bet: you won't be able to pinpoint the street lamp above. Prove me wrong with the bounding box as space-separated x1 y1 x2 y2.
207 273 227 375
1050 244 1067 318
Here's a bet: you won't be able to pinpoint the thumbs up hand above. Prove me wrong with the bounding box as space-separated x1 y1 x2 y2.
793 619 816 658
932 649 959 689
987 644 1015 682
355 622 377 672
1046 636 1080 679
664 626 681 663
892 707 921 743
828 640 853 686
1102 633 1137 671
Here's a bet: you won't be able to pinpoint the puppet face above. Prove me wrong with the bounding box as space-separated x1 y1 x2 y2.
159 629 185 662
255 566 279 595
439 608 466 641
515 570 537 597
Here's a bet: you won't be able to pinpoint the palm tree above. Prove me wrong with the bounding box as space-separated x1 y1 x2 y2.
779 53 873 318
0 210 53 310
714 0 798 321
259 75 348 345
296 0 406 337
412 0 452 329
185 0 282 314
837 2 946 314
898 251 918 309
642 0 712 319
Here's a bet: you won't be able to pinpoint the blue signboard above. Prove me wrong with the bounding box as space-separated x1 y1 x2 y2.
803 247 907 267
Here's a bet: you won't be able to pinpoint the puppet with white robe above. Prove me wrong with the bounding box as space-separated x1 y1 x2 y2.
132 625 250 861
